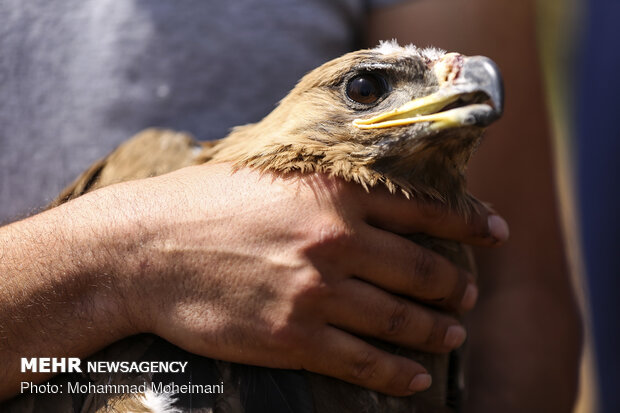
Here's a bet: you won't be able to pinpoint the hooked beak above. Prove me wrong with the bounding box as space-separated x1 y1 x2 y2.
352 55 504 130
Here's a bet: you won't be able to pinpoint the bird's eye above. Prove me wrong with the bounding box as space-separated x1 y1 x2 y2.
346 74 387 104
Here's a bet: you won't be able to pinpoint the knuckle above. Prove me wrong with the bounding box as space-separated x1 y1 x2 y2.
290 268 328 301
385 367 412 394
304 216 353 252
412 247 437 285
382 299 410 337
349 351 380 381
424 318 447 349
426 266 463 308
269 318 305 352
427 295 451 308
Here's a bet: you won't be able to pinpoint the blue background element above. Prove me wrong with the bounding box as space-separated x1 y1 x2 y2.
575 1 620 412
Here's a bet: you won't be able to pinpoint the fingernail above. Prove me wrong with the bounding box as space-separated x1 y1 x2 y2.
444 325 467 348
409 373 432 392
487 215 510 243
461 284 478 310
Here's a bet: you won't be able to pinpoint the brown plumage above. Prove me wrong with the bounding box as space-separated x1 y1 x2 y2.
31 41 503 413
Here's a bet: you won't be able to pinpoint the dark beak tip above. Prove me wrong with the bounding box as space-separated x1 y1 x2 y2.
461 56 505 118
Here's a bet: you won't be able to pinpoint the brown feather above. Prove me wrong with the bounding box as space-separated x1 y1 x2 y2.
50 128 216 207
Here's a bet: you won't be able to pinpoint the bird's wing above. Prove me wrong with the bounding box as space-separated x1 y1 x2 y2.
50 128 216 207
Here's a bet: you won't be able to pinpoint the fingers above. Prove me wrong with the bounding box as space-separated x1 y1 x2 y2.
325 278 466 353
303 326 432 396
351 224 477 312
355 185 509 246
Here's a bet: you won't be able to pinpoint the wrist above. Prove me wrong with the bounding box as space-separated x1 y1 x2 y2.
78 179 172 337
53 184 150 340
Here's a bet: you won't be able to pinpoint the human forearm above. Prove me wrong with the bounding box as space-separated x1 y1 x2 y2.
0 162 509 402
0 189 140 399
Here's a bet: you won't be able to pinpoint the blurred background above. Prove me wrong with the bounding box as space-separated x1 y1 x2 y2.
534 1 619 412
372 0 618 412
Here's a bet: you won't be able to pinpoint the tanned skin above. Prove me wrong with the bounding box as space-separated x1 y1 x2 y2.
0 164 506 400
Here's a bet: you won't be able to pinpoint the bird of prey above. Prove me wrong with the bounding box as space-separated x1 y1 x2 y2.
15 41 504 413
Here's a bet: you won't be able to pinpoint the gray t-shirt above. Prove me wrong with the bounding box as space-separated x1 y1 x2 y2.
0 0 402 223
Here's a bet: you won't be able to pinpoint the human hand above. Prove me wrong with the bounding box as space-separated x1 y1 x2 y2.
103 162 508 396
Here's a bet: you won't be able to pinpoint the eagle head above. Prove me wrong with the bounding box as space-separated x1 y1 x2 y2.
208 41 504 215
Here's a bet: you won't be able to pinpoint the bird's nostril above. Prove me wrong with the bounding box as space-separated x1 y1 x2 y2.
434 53 464 85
